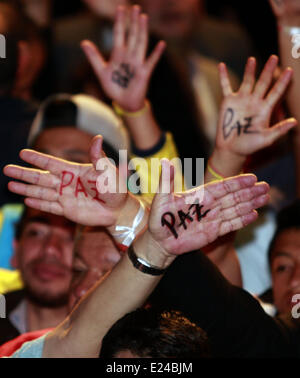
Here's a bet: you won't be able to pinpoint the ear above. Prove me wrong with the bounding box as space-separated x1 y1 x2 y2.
11 239 19 269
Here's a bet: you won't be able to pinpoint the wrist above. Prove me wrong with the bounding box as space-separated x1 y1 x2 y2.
209 148 246 177
107 193 149 247
133 229 175 270
278 19 300 29
113 100 149 116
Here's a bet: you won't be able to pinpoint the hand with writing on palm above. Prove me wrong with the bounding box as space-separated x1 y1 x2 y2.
4 136 129 227
216 55 297 158
148 160 270 256
81 5 166 112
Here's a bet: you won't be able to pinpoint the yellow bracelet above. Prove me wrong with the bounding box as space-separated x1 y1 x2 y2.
113 101 149 118
207 163 225 181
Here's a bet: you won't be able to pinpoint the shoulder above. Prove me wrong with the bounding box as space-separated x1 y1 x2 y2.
10 334 48 359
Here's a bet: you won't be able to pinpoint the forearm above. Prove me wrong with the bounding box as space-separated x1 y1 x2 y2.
205 148 246 184
203 235 242 287
106 192 149 249
43 229 174 358
117 101 162 150
204 149 245 283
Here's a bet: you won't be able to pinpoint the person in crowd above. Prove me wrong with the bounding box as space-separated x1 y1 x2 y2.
0 1 45 206
0 7 179 275
54 2 237 161
0 93 129 272
268 0 300 198
69 226 122 308
260 200 300 316
135 0 256 80
0 225 123 356
2 133 271 357
0 207 76 346
205 50 297 295
99 308 212 358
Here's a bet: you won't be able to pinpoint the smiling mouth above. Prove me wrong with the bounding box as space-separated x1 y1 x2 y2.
32 263 69 282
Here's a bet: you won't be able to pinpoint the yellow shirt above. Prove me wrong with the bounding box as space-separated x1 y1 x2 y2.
0 269 23 294
130 132 185 205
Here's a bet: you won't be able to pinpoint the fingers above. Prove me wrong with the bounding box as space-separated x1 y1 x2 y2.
136 14 149 62
126 6 153 64
145 40 166 75
112 5 126 54
218 182 269 209
205 174 258 201
239 57 256 95
4 165 58 188
18 149 72 176
158 159 175 195
218 62 233 97
253 55 279 98
263 117 297 146
219 210 258 236
127 5 141 54
8 181 59 202
81 40 106 80
266 67 293 107
24 198 63 216
217 193 269 222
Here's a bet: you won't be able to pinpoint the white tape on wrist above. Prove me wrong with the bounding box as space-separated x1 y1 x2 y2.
112 201 145 247
283 26 300 35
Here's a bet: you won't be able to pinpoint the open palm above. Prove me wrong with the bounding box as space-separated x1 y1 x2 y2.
81 5 166 112
4 136 127 227
148 160 270 256
216 55 296 157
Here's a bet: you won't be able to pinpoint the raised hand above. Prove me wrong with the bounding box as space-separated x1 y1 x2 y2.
81 5 166 112
148 160 270 256
3 136 128 227
216 55 297 158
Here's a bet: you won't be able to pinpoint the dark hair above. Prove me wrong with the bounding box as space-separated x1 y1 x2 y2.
41 99 78 128
100 308 211 358
268 199 300 266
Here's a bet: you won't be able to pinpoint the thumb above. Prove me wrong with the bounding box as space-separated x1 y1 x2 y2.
90 135 106 168
263 118 297 146
151 159 175 214
157 159 175 196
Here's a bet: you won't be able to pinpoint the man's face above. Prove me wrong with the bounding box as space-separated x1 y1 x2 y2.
69 228 121 309
34 127 93 164
271 228 300 315
13 208 75 307
139 0 201 40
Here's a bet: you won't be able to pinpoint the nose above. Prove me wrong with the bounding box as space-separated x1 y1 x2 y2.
43 233 63 259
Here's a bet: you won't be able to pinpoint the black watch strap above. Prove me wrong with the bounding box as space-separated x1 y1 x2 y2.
128 245 167 276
